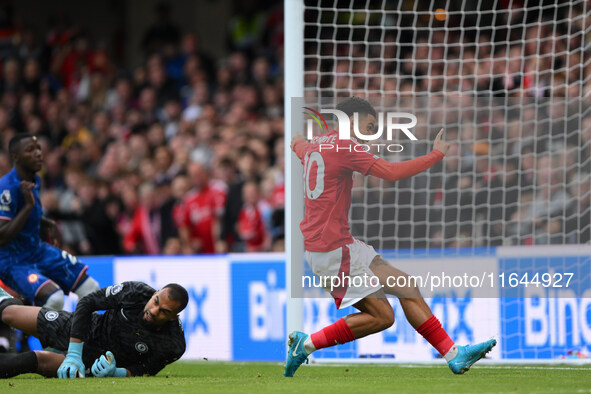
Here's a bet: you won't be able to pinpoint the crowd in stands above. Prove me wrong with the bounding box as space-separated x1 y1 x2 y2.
1 1 589 254
0 1 285 255
305 2 590 248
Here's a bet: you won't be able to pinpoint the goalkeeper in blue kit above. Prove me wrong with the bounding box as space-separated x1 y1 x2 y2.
0 281 187 378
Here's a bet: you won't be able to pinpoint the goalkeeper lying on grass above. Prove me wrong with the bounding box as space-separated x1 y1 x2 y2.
0 281 187 378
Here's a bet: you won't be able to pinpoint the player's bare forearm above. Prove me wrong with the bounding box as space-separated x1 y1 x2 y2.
0 204 34 246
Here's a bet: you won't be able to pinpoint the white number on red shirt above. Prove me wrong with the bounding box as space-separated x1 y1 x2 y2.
303 151 325 200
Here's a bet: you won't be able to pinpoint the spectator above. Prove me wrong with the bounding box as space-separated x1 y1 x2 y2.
0 2 586 254
227 1 267 55
161 173 190 251
0 58 20 96
178 162 217 254
160 98 182 140
510 155 571 245
147 54 178 107
52 167 90 254
106 75 133 110
237 181 269 252
182 82 208 122
59 177 122 255
429 141 474 246
141 2 181 57
220 147 258 252
566 172 591 244
22 58 42 97
122 182 161 255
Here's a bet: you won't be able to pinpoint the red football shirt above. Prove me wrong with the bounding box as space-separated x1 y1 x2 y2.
237 203 266 252
180 185 216 254
209 179 228 218
298 130 378 252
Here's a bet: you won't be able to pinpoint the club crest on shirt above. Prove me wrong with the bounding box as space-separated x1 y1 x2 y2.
106 283 123 296
0 190 11 205
45 311 59 321
135 342 149 353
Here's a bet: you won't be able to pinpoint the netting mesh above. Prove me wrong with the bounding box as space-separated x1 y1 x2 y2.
303 0 591 252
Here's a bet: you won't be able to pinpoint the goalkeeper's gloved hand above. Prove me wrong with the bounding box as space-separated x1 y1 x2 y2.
57 342 85 378
91 351 127 377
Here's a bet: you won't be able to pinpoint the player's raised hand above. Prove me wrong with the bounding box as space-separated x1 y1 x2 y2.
433 128 450 156
20 181 35 207
290 132 306 151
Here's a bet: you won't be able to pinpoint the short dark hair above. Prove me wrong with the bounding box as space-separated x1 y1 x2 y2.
163 283 188 313
336 97 377 119
8 133 35 158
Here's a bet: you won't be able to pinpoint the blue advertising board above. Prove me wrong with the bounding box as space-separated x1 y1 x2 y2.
32 246 591 361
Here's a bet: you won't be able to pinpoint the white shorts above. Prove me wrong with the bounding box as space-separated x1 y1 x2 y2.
305 239 381 309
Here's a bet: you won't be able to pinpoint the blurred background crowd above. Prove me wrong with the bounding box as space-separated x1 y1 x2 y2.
0 0 589 255
303 0 591 249
0 0 285 255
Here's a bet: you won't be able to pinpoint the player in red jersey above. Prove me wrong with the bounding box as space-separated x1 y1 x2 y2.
284 97 496 377
178 162 217 254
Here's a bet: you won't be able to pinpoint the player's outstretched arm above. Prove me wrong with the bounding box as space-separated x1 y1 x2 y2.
368 128 448 182
291 132 309 160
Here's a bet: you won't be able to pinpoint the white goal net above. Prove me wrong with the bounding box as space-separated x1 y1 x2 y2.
288 0 591 361
303 0 590 251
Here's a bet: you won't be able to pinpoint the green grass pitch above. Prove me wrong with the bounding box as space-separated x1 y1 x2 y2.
2 361 590 393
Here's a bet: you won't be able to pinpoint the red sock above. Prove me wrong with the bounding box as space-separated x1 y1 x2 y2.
310 318 356 350
416 315 455 356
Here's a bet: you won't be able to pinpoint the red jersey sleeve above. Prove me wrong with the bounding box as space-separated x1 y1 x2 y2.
339 140 379 175
123 209 142 252
177 199 190 228
368 150 444 181
292 140 309 161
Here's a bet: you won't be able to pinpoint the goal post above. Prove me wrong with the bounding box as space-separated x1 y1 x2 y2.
286 0 591 362
285 0 305 337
